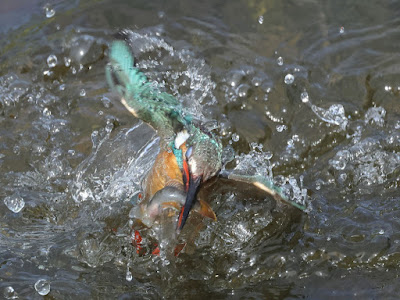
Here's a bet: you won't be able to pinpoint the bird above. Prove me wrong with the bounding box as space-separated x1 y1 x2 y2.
105 35 306 240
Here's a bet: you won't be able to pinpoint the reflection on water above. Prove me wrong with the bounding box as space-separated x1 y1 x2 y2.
1 0 400 298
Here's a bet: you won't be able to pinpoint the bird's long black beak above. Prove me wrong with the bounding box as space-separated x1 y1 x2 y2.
177 174 202 233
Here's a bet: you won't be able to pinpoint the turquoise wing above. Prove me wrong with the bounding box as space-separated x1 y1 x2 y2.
106 40 190 139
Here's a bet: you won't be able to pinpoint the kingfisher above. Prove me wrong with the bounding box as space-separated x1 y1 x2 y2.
106 35 306 241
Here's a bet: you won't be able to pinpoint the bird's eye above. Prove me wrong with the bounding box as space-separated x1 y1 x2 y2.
186 146 193 159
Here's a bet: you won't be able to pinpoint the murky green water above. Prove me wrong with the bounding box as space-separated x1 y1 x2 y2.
1 0 400 299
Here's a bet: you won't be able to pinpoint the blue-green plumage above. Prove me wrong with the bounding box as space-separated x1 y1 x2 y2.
106 41 191 143
106 38 305 233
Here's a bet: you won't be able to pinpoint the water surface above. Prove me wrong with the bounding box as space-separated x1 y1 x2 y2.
1 0 400 299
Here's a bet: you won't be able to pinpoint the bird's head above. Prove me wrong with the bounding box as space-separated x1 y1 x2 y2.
177 129 222 232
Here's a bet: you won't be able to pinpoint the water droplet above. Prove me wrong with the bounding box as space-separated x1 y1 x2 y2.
277 56 283 66
43 107 51 116
231 133 240 142
251 77 262 87
4 286 18 299
43 70 52 77
264 151 273 160
101 96 111 108
227 70 245 88
258 16 264 24
339 26 345 34
80 89 86 97
4 194 25 213
44 5 56 18
384 85 392 92
379 229 385 235
13 145 20 155
47 55 57 68
301 91 309 103
126 269 133 281
276 124 287 132
284 74 294 85
34 279 50 296
105 122 114 133
64 57 71 67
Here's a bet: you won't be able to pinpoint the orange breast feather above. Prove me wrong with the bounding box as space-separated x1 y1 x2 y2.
144 150 183 199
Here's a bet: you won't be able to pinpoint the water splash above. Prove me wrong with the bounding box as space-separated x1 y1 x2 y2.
121 29 216 119
364 106 386 127
3 193 25 213
311 103 348 130
71 125 158 205
3 286 18 299
328 111 400 189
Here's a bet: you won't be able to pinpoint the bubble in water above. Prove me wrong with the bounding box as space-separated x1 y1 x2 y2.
47 55 57 68
80 89 86 97
4 194 25 213
44 5 56 18
34 279 50 296
258 16 264 24
301 91 309 103
3 286 18 299
284 74 294 85
232 133 240 142
339 26 345 34
277 56 283 66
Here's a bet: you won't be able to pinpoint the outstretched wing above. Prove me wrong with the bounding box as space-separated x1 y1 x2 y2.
106 40 190 141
